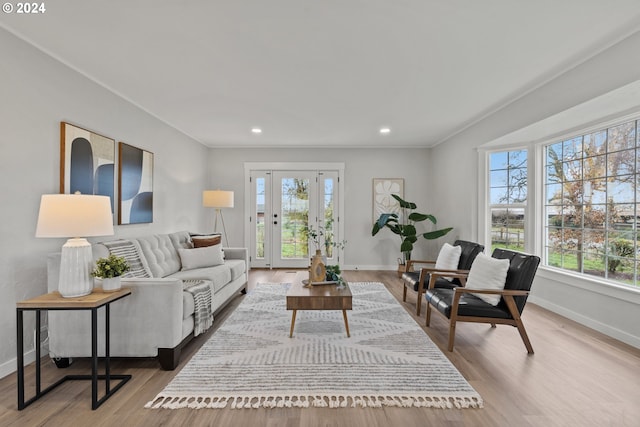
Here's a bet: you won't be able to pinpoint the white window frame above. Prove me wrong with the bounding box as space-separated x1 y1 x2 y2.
538 114 640 287
478 145 535 255
479 111 640 296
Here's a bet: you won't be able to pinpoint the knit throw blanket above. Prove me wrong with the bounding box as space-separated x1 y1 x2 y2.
102 240 150 278
183 279 213 336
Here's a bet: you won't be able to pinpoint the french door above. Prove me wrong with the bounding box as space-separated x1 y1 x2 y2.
248 167 342 269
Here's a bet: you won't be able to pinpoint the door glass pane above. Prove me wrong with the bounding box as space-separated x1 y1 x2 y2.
256 177 265 259
323 177 335 258
281 178 309 259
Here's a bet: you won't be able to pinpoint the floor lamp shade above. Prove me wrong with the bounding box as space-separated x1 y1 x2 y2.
202 190 234 208
203 190 234 246
36 194 114 297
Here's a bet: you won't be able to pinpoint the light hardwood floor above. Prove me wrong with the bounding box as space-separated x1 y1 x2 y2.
2 269 639 426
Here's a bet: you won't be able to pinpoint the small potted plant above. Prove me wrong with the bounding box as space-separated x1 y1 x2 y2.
92 254 130 292
325 264 346 288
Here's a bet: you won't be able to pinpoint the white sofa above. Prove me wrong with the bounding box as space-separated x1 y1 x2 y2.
47 231 248 370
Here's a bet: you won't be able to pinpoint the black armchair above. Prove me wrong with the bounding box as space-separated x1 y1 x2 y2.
424 248 540 353
401 240 484 316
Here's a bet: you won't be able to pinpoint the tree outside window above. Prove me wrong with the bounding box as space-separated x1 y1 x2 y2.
544 120 639 286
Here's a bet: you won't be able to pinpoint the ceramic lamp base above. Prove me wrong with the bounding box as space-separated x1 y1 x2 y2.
58 238 94 298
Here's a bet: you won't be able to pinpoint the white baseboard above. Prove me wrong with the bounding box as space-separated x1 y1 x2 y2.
528 295 640 349
0 348 36 380
342 265 396 271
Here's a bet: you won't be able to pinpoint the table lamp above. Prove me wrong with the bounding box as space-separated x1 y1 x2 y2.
202 190 234 246
35 193 114 297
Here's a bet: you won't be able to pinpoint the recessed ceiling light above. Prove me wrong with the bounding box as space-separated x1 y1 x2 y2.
379 127 391 134
251 128 262 134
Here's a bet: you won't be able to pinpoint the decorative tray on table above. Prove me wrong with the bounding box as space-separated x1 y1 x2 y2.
302 279 339 286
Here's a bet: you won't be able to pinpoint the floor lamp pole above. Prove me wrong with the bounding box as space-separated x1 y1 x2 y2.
214 208 230 247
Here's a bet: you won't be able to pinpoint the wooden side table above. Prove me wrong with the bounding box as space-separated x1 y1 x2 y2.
286 280 352 338
16 287 132 410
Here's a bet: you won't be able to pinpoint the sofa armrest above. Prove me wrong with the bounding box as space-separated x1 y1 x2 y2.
224 247 249 270
111 278 186 350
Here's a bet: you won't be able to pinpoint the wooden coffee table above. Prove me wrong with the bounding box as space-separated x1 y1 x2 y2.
286 279 352 337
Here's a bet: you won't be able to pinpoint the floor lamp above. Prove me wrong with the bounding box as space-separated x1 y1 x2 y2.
35 193 114 297
203 190 234 247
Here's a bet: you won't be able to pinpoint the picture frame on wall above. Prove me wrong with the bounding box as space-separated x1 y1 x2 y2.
372 178 404 223
60 122 116 213
118 142 154 225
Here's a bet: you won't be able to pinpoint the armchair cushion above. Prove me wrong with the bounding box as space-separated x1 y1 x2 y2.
434 243 462 281
402 271 458 292
465 253 509 305
426 288 512 319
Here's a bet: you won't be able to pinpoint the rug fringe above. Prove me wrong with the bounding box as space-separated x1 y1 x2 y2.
145 394 483 409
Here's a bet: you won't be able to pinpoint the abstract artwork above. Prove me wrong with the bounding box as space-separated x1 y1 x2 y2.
60 122 115 213
118 142 154 225
373 178 404 223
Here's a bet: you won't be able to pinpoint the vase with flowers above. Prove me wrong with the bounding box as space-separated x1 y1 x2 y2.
303 224 347 285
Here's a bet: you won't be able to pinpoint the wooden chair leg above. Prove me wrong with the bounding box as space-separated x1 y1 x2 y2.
402 283 407 302
416 291 422 316
515 319 534 354
425 301 431 326
504 295 534 354
447 318 457 352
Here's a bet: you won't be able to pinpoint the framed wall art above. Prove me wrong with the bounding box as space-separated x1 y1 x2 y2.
60 122 115 212
118 142 154 225
373 178 404 223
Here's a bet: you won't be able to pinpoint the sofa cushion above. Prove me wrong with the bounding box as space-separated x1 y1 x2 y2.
191 234 222 248
178 244 224 270
170 231 193 250
135 234 182 278
225 259 246 282
169 264 232 294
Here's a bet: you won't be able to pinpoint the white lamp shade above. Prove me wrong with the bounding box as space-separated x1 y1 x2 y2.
36 194 114 238
203 190 234 208
35 194 114 298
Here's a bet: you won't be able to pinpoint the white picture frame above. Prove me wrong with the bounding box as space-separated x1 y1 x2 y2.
373 178 404 223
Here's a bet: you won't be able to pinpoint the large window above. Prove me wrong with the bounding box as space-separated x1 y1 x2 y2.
489 150 527 252
544 119 639 287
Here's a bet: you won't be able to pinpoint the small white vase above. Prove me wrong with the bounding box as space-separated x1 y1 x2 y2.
102 276 122 292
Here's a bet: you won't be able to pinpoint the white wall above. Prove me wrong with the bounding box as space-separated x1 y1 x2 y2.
207 147 454 269
429 30 640 348
0 29 209 377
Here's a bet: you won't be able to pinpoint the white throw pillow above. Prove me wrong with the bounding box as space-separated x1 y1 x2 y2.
178 244 224 270
464 253 509 306
434 243 462 281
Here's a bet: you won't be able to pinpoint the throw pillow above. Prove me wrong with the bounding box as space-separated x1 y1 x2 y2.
464 253 509 306
434 243 462 281
178 244 224 270
191 234 222 248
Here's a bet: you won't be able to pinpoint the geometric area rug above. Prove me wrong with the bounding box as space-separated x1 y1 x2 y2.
145 282 483 410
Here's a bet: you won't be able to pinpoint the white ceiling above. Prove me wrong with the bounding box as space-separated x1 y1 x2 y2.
2 1 640 148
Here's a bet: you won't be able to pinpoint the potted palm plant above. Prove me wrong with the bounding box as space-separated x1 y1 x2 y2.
92 254 130 292
372 194 452 274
